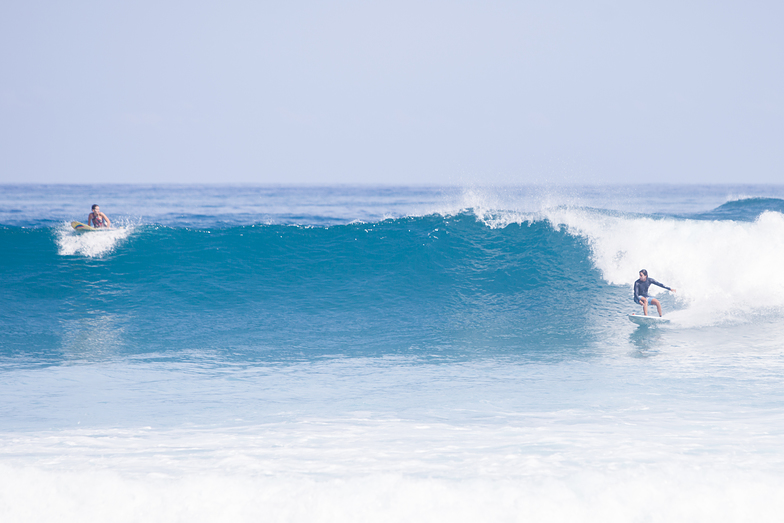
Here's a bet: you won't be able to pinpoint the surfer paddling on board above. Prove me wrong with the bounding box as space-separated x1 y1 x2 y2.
634 269 676 317
88 204 111 228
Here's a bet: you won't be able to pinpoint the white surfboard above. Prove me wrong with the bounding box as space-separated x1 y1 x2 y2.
628 314 670 326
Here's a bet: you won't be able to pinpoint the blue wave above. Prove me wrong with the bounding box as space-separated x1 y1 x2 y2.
0 213 607 363
4 197 784 365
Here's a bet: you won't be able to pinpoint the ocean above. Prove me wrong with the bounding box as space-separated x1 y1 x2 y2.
2 184 784 522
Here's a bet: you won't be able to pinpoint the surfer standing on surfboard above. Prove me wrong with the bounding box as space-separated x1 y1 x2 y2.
88 204 111 228
634 269 676 317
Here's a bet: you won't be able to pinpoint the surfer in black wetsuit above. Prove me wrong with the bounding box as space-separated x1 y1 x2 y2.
634 269 676 317
88 204 111 228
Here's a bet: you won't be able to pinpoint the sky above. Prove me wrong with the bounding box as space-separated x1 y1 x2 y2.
1 0 782 185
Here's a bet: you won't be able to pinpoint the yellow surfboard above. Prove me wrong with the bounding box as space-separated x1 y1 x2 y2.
71 221 97 232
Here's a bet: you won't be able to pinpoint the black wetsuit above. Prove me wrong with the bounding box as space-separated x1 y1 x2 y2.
634 278 671 303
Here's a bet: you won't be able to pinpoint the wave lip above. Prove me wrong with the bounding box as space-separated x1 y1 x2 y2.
690 197 784 222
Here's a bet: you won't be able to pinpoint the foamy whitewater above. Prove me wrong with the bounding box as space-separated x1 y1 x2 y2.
2 184 784 522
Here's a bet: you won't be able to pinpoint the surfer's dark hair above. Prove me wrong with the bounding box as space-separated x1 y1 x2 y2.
639 269 648 276
92 204 98 210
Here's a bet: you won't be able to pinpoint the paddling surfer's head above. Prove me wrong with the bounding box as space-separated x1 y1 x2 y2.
639 269 648 281
92 204 99 211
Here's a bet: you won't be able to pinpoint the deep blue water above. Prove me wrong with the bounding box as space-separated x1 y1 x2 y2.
2 214 604 363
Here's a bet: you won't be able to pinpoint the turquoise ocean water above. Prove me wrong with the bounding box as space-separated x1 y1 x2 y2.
2 184 784 521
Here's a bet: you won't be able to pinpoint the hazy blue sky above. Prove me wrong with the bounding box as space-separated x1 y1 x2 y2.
1 1 782 184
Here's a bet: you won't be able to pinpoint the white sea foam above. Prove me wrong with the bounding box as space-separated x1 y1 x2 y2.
2 466 782 522
55 222 134 257
546 208 784 324
2 421 783 523
468 205 784 325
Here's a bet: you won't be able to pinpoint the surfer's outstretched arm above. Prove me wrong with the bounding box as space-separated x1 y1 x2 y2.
649 278 675 293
